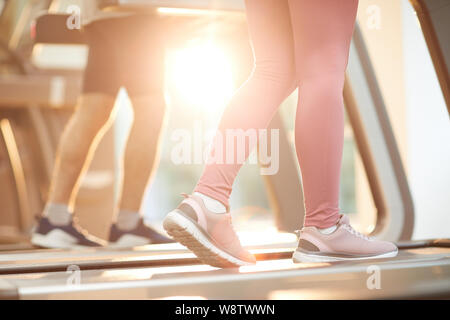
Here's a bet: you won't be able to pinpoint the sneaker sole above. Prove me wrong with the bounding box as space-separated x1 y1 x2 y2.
292 249 398 263
31 231 99 250
108 234 151 248
163 210 254 268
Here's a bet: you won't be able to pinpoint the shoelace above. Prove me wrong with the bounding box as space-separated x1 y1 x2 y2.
341 223 372 241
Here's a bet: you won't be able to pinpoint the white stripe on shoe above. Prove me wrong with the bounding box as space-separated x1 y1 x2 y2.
31 230 86 250
108 234 150 248
292 249 398 263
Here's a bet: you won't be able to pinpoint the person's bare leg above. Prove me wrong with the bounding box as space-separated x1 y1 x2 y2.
115 94 166 229
109 93 173 245
47 93 116 214
31 93 116 248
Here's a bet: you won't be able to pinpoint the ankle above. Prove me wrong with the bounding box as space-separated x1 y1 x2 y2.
43 203 72 226
317 224 338 235
116 209 141 231
194 192 227 214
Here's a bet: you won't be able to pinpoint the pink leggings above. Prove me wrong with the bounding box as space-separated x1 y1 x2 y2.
194 0 359 228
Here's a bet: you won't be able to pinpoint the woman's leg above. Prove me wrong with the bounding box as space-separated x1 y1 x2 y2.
163 0 296 267
288 0 359 228
194 0 296 207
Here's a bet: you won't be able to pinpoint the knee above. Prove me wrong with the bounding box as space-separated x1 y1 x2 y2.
131 94 166 116
56 94 115 167
300 71 346 92
75 93 116 134
130 94 166 129
297 49 349 84
297 72 346 115
253 55 296 88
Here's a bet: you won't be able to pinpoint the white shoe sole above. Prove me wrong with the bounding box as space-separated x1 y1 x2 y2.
108 234 151 248
31 230 95 250
292 249 398 263
163 210 254 268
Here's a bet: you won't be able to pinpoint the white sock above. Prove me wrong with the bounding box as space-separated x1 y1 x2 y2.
194 192 227 214
43 203 72 226
318 224 338 235
116 209 141 231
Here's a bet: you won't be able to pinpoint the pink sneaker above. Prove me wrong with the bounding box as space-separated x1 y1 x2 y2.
163 194 256 268
293 214 398 263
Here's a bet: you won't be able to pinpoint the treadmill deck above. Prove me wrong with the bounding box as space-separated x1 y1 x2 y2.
1 247 449 299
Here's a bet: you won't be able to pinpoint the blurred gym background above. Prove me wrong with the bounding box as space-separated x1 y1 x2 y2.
0 0 448 247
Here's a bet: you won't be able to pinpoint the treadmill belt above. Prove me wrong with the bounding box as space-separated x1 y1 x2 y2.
0 242 297 275
1 247 449 299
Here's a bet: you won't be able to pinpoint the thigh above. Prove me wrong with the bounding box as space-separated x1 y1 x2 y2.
244 0 295 66
288 0 359 78
114 15 166 97
82 19 122 97
83 16 166 97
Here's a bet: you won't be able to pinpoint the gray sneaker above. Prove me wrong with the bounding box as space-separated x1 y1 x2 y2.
293 214 398 263
163 194 256 268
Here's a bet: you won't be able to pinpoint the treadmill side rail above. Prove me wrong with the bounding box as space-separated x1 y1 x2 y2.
344 24 415 241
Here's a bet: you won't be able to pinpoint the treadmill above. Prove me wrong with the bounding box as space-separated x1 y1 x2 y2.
411 0 450 116
0 0 449 299
2 245 450 299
